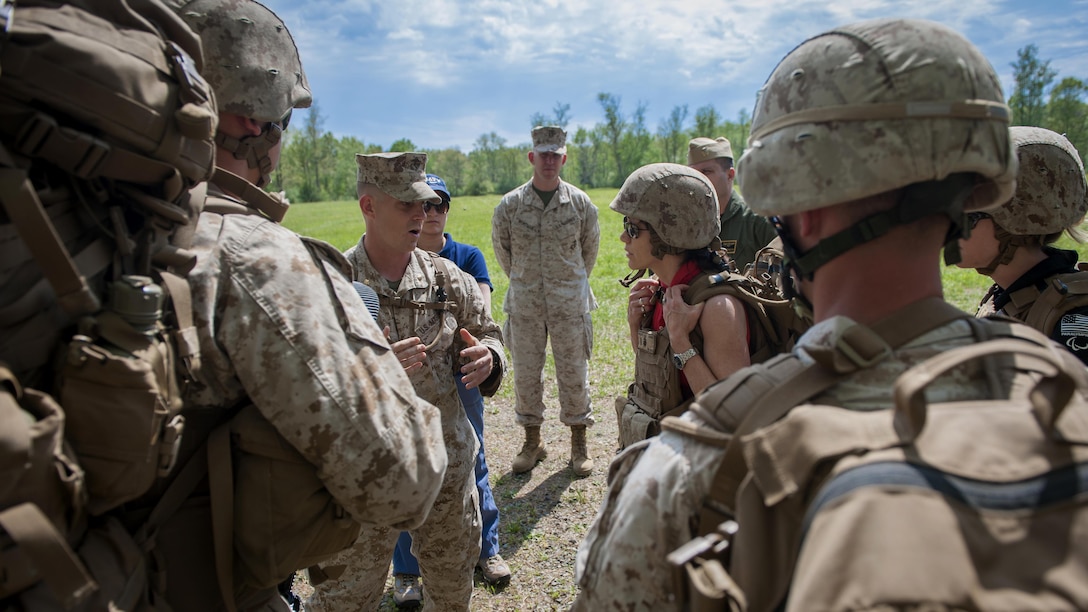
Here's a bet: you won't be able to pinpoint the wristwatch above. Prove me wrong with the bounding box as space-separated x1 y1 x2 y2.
672 347 698 370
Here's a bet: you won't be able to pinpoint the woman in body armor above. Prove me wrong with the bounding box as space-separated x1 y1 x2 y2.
614 163 751 447
957 126 1088 364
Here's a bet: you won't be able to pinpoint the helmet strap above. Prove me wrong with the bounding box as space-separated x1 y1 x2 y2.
788 173 977 278
975 224 1039 275
215 123 283 188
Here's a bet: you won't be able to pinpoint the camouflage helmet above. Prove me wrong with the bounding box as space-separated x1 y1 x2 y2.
175 0 311 122
737 18 1016 217
609 163 721 250
989 126 1088 235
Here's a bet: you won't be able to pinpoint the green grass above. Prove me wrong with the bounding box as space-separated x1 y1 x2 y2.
282 192 1088 399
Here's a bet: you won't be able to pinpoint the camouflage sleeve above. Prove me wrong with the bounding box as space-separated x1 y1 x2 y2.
573 417 728 611
447 262 506 397
198 217 447 530
580 196 600 277
491 196 513 276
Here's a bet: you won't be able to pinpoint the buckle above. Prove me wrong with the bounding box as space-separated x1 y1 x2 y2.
73 136 110 178
167 41 210 105
15 113 56 158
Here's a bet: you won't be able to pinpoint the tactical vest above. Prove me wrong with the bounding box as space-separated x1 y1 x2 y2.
616 246 808 449
979 264 1088 337
666 299 1088 611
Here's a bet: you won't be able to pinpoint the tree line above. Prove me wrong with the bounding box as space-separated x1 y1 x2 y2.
270 45 1087 203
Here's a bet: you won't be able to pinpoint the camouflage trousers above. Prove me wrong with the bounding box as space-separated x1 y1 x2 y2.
309 426 481 611
504 313 595 427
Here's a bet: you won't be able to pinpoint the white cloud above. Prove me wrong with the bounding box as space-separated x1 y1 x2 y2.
260 0 1088 150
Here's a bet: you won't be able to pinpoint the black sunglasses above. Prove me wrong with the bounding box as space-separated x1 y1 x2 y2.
423 200 450 214
623 216 648 239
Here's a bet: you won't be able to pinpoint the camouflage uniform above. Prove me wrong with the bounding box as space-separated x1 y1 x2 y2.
574 315 1034 611
719 190 777 271
187 184 448 530
313 154 507 612
577 18 1027 612
492 175 599 428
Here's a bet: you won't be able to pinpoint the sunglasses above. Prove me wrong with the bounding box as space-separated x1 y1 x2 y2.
966 212 989 230
623 217 649 239
423 200 450 214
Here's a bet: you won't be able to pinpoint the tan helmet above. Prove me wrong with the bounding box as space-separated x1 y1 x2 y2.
175 0 311 122
990 126 1088 235
609 163 721 250
737 18 1016 218
175 0 311 186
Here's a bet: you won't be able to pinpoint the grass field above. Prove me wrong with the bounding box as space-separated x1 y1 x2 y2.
282 190 1088 610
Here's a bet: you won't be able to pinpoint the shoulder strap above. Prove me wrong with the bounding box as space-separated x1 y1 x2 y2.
377 252 460 315
0 159 103 317
691 297 969 534
209 168 289 223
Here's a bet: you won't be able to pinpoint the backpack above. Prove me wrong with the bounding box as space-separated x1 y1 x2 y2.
615 243 809 448
667 301 1088 611
981 264 1088 338
0 0 215 608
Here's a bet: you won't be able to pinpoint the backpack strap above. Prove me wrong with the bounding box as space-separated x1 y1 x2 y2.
0 158 103 317
207 421 237 612
686 297 969 535
0 503 96 607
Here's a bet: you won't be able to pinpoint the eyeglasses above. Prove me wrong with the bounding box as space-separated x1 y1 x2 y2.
966 212 989 230
423 200 450 214
623 217 649 239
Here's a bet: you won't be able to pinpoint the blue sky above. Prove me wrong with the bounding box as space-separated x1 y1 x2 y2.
261 0 1088 152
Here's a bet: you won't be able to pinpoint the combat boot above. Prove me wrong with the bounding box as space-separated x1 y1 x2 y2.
570 425 593 476
512 426 546 473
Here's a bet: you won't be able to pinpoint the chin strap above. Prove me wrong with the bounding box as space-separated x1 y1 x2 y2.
214 123 283 188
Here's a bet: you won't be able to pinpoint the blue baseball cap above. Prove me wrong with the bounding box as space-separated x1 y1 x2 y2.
425 174 451 204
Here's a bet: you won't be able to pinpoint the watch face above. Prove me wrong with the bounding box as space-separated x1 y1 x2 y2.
673 354 684 370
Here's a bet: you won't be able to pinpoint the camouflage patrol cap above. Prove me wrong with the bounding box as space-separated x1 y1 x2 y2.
532 126 567 154
176 0 312 122
610 163 721 250
737 18 1016 217
687 137 734 165
990 126 1088 235
356 152 441 204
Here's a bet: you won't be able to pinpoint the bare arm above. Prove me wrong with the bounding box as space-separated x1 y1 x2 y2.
664 288 750 395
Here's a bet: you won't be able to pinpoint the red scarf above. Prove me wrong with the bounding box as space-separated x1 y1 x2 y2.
651 260 702 330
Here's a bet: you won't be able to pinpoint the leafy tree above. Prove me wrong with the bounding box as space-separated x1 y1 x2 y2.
693 105 722 138
658 104 690 163
570 126 606 188
597 93 627 185
424 148 470 196
530 102 572 129
389 138 417 152
1046 77 1088 163
1009 44 1057 126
